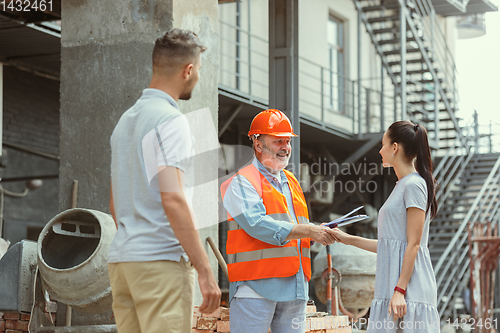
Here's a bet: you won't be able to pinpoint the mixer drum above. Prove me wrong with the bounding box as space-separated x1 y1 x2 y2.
37 208 116 314
313 242 376 309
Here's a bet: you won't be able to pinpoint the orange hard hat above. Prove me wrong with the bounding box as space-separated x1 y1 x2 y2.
248 109 298 137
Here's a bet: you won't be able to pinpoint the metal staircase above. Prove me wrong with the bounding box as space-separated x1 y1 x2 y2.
353 0 465 150
431 152 500 319
355 0 500 321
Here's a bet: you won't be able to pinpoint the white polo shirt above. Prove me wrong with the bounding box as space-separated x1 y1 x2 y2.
108 88 194 263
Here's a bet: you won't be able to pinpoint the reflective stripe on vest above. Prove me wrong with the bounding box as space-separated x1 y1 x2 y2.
221 163 311 282
227 246 298 264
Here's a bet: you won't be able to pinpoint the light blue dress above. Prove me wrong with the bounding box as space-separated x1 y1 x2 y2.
367 173 441 332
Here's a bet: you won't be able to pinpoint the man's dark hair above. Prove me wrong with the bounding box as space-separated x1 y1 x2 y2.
152 28 207 74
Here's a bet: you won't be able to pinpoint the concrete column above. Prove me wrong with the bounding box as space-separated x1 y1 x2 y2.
60 0 219 307
0 63 3 158
269 0 300 176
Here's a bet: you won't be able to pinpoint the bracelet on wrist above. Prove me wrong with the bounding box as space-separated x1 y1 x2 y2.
394 286 406 296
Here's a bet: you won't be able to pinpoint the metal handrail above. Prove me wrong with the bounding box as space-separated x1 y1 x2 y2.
414 0 459 114
409 0 461 116
434 157 500 317
219 19 269 44
434 156 500 275
427 112 500 319
356 0 465 147
219 36 269 59
219 68 268 88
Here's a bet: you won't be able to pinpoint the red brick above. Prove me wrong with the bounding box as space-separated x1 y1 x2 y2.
220 307 230 321
0 320 5 331
3 314 19 320
193 306 201 318
192 330 214 333
0 313 4 320
196 317 217 330
201 308 220 318
5 321 15 330
216 320 230 332
306 305 317 313
5 330 23 333
19 314 30 322
44 302 57 313
14 321 28 331
191 316 198 329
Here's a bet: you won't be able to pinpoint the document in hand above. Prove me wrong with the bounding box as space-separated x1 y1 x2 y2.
324 215 369 228
324 205 369 228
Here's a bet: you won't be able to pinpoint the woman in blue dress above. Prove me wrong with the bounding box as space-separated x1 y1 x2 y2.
332 121 440 332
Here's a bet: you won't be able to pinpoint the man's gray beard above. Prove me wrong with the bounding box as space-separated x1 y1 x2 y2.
261 144 290 172
261 154 289 173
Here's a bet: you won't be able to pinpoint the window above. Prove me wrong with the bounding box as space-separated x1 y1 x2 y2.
327 15 345 114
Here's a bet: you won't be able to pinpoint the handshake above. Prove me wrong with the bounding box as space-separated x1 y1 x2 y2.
311 206 369 246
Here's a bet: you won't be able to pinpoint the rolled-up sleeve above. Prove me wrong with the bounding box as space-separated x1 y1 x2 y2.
223 175 293 246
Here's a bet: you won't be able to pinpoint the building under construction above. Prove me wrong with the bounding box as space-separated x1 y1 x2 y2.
0 0 499 331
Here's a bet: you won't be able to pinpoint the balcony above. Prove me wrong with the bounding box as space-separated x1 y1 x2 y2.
431 0 498 16
218 18 396 138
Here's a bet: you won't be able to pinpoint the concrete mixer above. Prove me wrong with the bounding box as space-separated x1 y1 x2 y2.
312 242 377 316
0 208 117 332
37 208 116 314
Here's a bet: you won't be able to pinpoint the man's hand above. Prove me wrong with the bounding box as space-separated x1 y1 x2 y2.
285 224 339 245
309 225 339 245
197 267 222 314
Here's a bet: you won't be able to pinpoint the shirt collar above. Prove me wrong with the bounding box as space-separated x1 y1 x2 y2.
141 88 180 110
252 157 288 187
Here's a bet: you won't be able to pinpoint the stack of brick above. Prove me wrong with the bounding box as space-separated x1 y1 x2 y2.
0 301 57 333
0 312 30 333
192 306 230 333
191 305 352 333
305 305 352 333
305 314 352 333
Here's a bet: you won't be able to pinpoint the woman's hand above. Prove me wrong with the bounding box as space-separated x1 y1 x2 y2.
310 225 339 245
388 290 407 321
328 227 351 245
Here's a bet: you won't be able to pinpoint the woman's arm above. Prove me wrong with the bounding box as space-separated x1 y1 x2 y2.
388 207 426 321
285 224 339 246
330 228 378 253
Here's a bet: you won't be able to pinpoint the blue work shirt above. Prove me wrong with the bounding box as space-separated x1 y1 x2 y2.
222 157 309 302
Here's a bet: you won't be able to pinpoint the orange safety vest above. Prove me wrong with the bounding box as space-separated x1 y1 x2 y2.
220 163 311 283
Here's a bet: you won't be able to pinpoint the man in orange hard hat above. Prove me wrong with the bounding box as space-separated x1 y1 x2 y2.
220 109 338 333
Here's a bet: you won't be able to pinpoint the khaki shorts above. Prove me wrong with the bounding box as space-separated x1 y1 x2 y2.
108 259 195 333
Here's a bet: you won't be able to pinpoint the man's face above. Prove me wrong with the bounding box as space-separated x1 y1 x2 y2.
256 135 292 174
179 56 201 101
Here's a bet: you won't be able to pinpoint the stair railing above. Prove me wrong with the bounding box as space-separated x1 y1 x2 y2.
354 0 464 146
434 155 500 317
435 117 481 211
433 115 478 207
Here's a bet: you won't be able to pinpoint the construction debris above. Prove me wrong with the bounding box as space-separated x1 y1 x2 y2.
191 305 352 333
